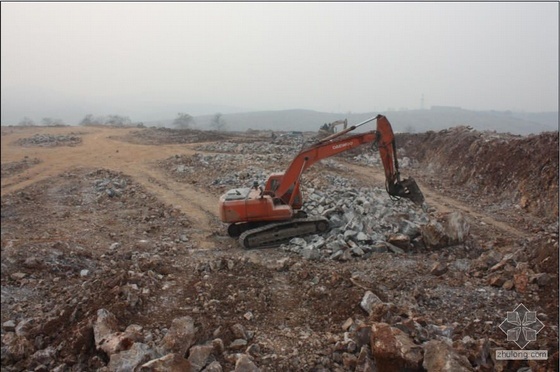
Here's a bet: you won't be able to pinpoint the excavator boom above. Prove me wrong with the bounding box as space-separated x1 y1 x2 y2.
219 114 424 248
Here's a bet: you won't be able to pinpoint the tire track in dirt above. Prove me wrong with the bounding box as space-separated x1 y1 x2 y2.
1 127 221 246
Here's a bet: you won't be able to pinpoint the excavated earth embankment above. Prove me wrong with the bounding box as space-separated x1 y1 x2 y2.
1 124 558 371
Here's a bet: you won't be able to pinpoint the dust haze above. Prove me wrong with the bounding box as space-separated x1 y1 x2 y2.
1 2 558 126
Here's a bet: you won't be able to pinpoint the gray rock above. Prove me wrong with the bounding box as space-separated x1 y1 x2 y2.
328 214 344 227
108 343 156 372
159 316 197 356
344 230 358 240
289 237 307 247
234 354 260 372
453 259 471 272
356 232 370 242
386 243 405 254
326 240 345 253
351 246 365 256
231 324 248 340
371 243 389 253
360 291 383 315
188 344 215 372
423 340 473 371
400 219 421 237
2 320 16 332
422 212 470 249
330 250 345 261
202 361 223 372
229 339 248 350
15 318 39 339
302 248 321 260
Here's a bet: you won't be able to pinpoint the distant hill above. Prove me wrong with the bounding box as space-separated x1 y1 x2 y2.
148 108 558 135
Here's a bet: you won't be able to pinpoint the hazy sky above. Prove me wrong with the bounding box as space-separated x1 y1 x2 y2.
1 2 558 124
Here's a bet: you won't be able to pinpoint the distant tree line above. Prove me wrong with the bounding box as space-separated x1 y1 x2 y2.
17 117 67 127
172 112 227 131
17 112 228 131
80 114 144 127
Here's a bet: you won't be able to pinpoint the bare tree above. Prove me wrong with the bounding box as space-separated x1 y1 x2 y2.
42 117 66 126
41 117 54 126
173 113 195 129
80 114 98 126
18 117 36 126
52 119 66 127
210 112 227 131
105 115 131 127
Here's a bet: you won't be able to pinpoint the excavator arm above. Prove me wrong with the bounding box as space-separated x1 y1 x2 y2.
271 114 424 205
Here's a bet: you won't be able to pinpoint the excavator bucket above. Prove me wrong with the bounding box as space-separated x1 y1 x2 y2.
401 177 425 205
388 177 425 205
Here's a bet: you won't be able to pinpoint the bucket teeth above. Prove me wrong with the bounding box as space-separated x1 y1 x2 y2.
387 177 425 205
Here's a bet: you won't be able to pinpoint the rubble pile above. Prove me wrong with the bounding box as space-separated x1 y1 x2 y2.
195 141 302 156
280 177 437 260
1 157 41 178
114 128 230 145
15 134 82 147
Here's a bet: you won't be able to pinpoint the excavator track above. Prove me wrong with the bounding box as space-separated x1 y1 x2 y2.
239 216 330 249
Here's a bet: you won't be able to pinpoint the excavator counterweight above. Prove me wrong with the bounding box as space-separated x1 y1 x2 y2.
219 114 424 249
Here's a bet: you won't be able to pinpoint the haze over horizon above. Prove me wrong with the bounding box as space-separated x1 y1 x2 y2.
1 2 558 125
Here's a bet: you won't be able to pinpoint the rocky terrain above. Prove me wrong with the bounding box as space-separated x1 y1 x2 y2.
1 124 558 371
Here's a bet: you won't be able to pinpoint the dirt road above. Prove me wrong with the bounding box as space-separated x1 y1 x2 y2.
1 125 557 371
2 126 220 247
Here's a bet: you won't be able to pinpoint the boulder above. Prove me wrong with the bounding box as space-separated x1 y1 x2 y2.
93 309 119 352
108 343 156 372
370 322 423 371
159 316 197 356
422 212 470 249
234 354 260 372
423 340 473 371
360 291 383 315
188 344 215 371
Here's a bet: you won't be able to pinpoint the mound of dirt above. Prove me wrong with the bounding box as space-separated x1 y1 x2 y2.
397 127 559 220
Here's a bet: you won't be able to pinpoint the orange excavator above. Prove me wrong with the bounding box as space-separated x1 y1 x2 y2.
219 114 424 249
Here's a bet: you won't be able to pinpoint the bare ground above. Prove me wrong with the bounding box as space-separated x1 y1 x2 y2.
1 125 558 371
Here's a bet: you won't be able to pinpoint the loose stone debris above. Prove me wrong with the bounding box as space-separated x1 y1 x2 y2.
16 134 82 147
1 126 558 371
